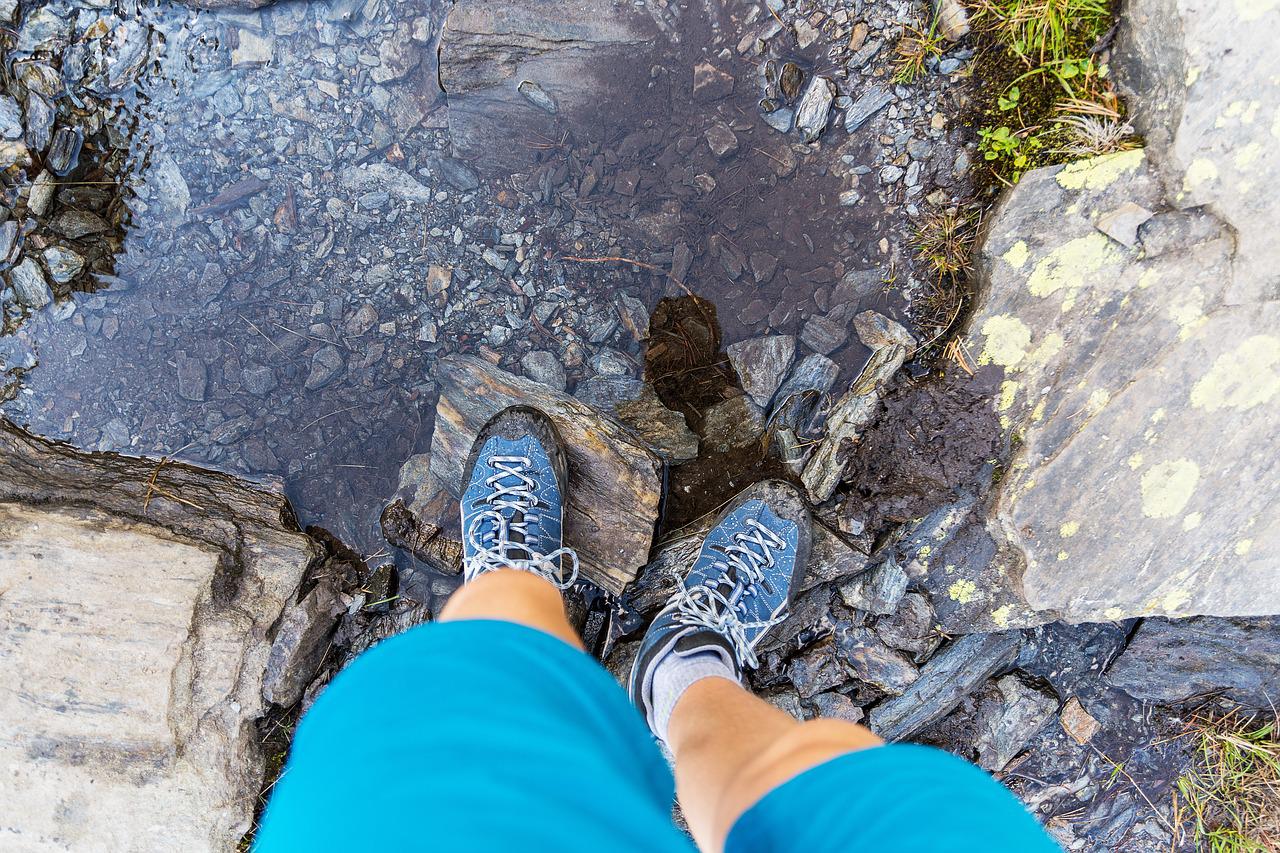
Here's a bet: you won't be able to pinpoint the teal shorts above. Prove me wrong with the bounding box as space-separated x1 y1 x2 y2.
256 620 1057 852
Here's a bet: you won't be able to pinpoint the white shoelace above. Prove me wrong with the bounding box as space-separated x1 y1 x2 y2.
463 455 579 588
672 518 788 669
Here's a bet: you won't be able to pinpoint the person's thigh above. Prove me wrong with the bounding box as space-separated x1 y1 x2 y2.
255 620 694 852
724 744 1059 853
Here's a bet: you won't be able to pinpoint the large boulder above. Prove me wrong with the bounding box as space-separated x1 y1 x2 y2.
0 421 324 851
932 148 1280 627
1114 0 1280 303
439 0 663 172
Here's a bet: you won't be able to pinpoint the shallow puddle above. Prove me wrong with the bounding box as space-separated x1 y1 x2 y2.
1 0 972 584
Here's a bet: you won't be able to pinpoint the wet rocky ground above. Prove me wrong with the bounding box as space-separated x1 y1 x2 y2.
2 0 1277 850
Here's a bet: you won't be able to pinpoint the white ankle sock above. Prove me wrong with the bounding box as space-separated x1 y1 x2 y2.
649 649 738 746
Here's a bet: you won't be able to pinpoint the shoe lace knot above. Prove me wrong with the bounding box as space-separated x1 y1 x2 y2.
463 455 579 588
672 518 788 669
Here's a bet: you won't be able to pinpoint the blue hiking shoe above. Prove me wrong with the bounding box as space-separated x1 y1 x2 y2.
459 406 578 588
628 480 811 726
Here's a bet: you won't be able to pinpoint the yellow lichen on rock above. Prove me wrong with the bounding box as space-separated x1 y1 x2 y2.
1236 539 1254 556
1003 240 1030 270
948 579 978 603
1054 149 1144 191
1060 521 1080 538
991 604 1013 628
1183 158 1219 192
1026 233 1122 304
1140 458 1201 519
978 314 1032 368
1182 512 1203 531
1190 335 1280 411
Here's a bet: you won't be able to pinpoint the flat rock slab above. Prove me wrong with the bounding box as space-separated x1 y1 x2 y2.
1107 616 1280 709
423 356 663 596
0 420 322 852
439 0 662 172
954 149 1280 625
1115 0 1280 303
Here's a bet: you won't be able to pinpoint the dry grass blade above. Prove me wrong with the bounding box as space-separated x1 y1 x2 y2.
893 21 946 83
1175 710 1280 852
1052 114 1138 157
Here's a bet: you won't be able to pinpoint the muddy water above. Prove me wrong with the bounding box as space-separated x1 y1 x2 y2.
0 0 931 583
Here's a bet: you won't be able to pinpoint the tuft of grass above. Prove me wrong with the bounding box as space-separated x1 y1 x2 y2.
913 208 979 279
1175 711 1280 852
893 21 947 84
972 0 1110 65
1052 114 1138 158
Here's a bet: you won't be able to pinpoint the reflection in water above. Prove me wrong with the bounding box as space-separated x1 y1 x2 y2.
1 0 934 588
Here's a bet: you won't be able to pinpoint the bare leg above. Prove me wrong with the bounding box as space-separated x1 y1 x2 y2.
438 568 583 650
668 677 883 853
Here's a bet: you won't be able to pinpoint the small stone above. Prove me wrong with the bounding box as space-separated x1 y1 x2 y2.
692 61 734 102
847 39 883 71
800 312 849 354
844 86 893 132
46 125 82 176
811 691 865 724
482 248 507 270
28 170 55 216
702 394 766 453
175 354 207 402
705 122 739 159
232 29 273 67
834 624 919 695
726 335 795 408
305 345 345 390
51 210 110 238
242 365 278 396
433 157 480 191
1060 697 1101 745
0 95 21 140
793 18 820 49
517 80 558 113
795 76 835 143
42 246 84 284
589 348 632 377
425 264 452 297
1095 201 1154 248
973 675 1057 771
875 593 941 659
8 258 51 308
520 350 567 391
880 164 904 184
773 353 839 411
749 251 778 283
847 22 868 52
762 107 793 133
344 302 378 336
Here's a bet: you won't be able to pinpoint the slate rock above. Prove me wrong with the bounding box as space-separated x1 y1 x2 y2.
835 623 919 696
870 631 1021 741
794 76 835 143
304 345 345 390
8 257 51 308
1107 616 1280 708
875 592 942 659
726 334 795 408
701 393 765 454
692 61 734 102
967 149 1280 621
175 353 207 402
575 375 698 462
705 121 739 159
0 420 323 849
424 357 665 595
972 674 1058 771
520 350 567 391
262 577 346 707
844 85 893 132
